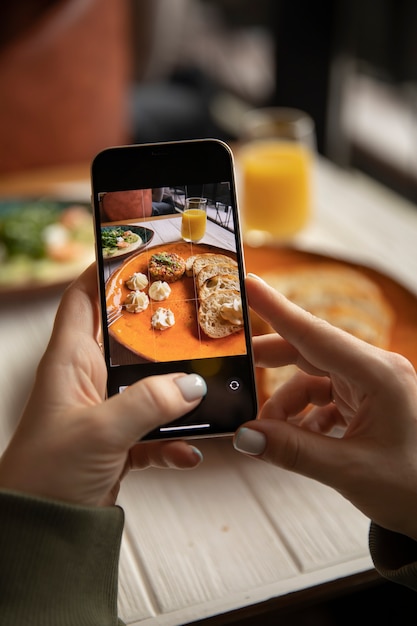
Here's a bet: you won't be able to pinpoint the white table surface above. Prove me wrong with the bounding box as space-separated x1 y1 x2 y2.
1 157 417 625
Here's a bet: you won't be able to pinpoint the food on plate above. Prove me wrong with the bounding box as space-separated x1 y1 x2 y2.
105 243 247 363
262 264 393 346
125 290 149 313
43 223 89 262
126 272 148 291
149 252 186 282
258 263 395 397
219 296 243 325
195 263 239 290
183 251 243 338
186 252 237 277
198 271 240 301
199 291 243 338
185 255 198 275
151 307 175 330
0 201 94 287
101 227 142 258
148 280 171 301
186 251 243 339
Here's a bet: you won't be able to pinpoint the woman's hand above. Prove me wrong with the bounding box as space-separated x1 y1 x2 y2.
234 274 417 541
0 265 206 507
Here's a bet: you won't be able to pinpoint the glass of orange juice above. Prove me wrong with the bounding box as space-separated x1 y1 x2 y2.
237 108 315 246
181 197 207 242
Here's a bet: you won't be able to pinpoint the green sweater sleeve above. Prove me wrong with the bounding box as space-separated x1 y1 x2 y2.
369 522 417 592
0 490 125 625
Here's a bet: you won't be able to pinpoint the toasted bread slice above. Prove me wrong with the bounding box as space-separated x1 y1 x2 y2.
198 290 243 338
187 253 237 277
261 264 393 349
196 263 239 291
199 273 240 301
185 255 198 276
258 263 395 398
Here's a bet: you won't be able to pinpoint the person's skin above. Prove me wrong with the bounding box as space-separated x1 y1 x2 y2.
234 274 417 542
0 264 206 507
3 266 417 545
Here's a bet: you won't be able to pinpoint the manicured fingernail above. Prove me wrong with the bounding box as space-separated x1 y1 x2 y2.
234 427 267 455
247 273 267 284
191 446 204 463
175 374 207 402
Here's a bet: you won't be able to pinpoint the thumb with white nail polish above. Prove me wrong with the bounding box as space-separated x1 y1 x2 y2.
233 427 267 456
174 373 207 402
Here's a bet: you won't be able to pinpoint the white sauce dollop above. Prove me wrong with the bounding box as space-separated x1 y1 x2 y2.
125 291 149 313
148 280 171 301
151 307 175 330
126 272 148 291
219 297 243 325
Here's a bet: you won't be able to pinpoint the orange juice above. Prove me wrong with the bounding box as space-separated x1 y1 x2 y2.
181 208 207 242
239 140 312 243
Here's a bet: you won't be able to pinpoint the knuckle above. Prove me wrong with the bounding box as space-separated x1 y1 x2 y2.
378 351 417 390
279 432 301 471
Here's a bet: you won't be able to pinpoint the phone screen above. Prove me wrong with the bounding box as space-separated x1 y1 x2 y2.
91 140 257 440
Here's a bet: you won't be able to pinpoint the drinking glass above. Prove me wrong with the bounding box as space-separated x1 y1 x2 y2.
181 197 207 242
237 107 316 246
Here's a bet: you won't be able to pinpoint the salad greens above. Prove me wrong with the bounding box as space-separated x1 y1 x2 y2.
0 200 94 287
0 203 60 259
0 201 92 260
101 227 140 257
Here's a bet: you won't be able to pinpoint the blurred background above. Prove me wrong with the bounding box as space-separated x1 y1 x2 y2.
1 2 417 622
1 0 417 202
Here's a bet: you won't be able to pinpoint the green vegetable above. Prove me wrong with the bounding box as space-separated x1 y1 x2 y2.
0 203 60 259
151 253 176 266
101 228 139 256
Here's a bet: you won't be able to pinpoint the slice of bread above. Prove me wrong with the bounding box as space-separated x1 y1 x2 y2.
189 252 242 339
198 290 243 338
259 263 395 398
261 264 393 349
185 255 198 276
187 253 237 277
196 263 239 291
199 272 240 301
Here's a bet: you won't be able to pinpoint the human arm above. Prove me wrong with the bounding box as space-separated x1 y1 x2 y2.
0 264 206 623
0 491 125 625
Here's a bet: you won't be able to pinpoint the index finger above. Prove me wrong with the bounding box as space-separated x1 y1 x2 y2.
252 334 327 377
246 274 386 384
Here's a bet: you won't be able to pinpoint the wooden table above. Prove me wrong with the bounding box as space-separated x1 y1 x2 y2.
1 157 417 625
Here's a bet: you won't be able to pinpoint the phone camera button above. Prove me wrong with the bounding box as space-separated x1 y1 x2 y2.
227 378 241 392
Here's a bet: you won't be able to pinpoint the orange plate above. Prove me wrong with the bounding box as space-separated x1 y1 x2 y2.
244 246 417 405
106 241 245 363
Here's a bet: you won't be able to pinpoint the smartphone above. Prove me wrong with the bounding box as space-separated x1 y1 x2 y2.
91 139 257 440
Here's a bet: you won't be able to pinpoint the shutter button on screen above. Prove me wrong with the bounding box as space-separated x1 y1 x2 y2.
227 378 241 392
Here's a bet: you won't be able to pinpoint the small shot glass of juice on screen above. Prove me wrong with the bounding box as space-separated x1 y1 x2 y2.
237 108 315 246
181 197 207 242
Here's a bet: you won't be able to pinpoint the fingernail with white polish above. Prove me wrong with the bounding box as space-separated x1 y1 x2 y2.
175 374 207 402
234 427 267 456
191 446 204 463
247 272 267 284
